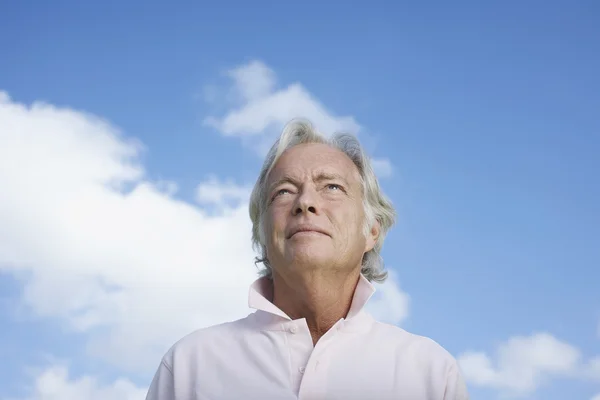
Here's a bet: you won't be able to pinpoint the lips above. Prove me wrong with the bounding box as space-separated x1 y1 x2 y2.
287 225 329 239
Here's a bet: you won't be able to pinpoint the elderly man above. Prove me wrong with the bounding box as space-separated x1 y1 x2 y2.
146 120 469 400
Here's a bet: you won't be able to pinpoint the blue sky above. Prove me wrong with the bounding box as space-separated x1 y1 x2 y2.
0 1 599 399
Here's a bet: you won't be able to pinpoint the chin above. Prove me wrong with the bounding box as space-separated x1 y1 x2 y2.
286 247 334 270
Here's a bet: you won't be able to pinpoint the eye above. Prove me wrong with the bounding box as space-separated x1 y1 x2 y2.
326 184 342 191
271 188 291 201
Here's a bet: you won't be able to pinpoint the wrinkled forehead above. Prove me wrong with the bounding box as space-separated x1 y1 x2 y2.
267 143 362 187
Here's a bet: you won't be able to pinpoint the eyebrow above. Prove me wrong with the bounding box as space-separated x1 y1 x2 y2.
268 176 298 194
313 172 350 187
268 172 350 193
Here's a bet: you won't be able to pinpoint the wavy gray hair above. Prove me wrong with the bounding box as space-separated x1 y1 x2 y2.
249 120 396 283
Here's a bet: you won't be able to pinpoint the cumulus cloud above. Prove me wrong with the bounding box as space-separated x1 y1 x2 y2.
195 175 252 209
203 60 361 150
366 270 409 325
585 356 600 381
371 158 394 179
0 91 259 372
227 60 277 102
0 83 409 398
11 366 146 400
203 59 394 181
458 332 600 396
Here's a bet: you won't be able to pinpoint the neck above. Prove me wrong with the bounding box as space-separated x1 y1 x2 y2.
272 268 361 345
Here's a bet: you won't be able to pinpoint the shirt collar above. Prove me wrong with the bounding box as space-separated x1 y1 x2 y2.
248 274 376 330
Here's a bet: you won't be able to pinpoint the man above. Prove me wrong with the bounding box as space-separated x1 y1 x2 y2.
146 120 469 400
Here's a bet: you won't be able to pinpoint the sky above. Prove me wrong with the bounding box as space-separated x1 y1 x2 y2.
0 1 599 399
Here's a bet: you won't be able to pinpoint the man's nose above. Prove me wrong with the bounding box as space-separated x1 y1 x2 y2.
293 187 319 215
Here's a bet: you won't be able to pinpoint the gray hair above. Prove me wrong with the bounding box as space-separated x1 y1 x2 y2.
249 119 396 283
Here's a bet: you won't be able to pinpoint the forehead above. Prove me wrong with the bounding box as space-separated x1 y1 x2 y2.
268 143 360 184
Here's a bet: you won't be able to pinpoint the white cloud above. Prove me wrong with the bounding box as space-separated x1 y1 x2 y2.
366 270 409 325
591 393 600 400
227 60 277 102
204 59 394 180
457 332 599 396
0 91 259 372
195 175 251 209
0 84 409 390
204 60 360 146
584 356 600 381
371 157 393 179
11 366 146 400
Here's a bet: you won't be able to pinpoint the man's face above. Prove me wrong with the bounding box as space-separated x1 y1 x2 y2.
263 143 378 277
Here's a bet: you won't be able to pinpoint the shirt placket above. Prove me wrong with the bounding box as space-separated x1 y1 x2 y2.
297 319 345 400
284 320 315 395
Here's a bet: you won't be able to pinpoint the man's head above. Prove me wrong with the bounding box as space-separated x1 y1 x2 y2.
249 120 395 283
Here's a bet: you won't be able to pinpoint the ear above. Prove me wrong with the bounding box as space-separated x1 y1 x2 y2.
364 220 380 253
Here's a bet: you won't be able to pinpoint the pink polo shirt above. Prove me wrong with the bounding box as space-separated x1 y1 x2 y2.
146 275 469 400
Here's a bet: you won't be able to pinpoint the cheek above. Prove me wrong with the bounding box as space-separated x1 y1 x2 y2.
331 209 364 242
346 208 368 241
265 207 287 239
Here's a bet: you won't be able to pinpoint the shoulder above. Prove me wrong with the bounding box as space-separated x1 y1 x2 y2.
161 313 256 368
368 319 460 368
146 315 259 399
366 320 469 398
